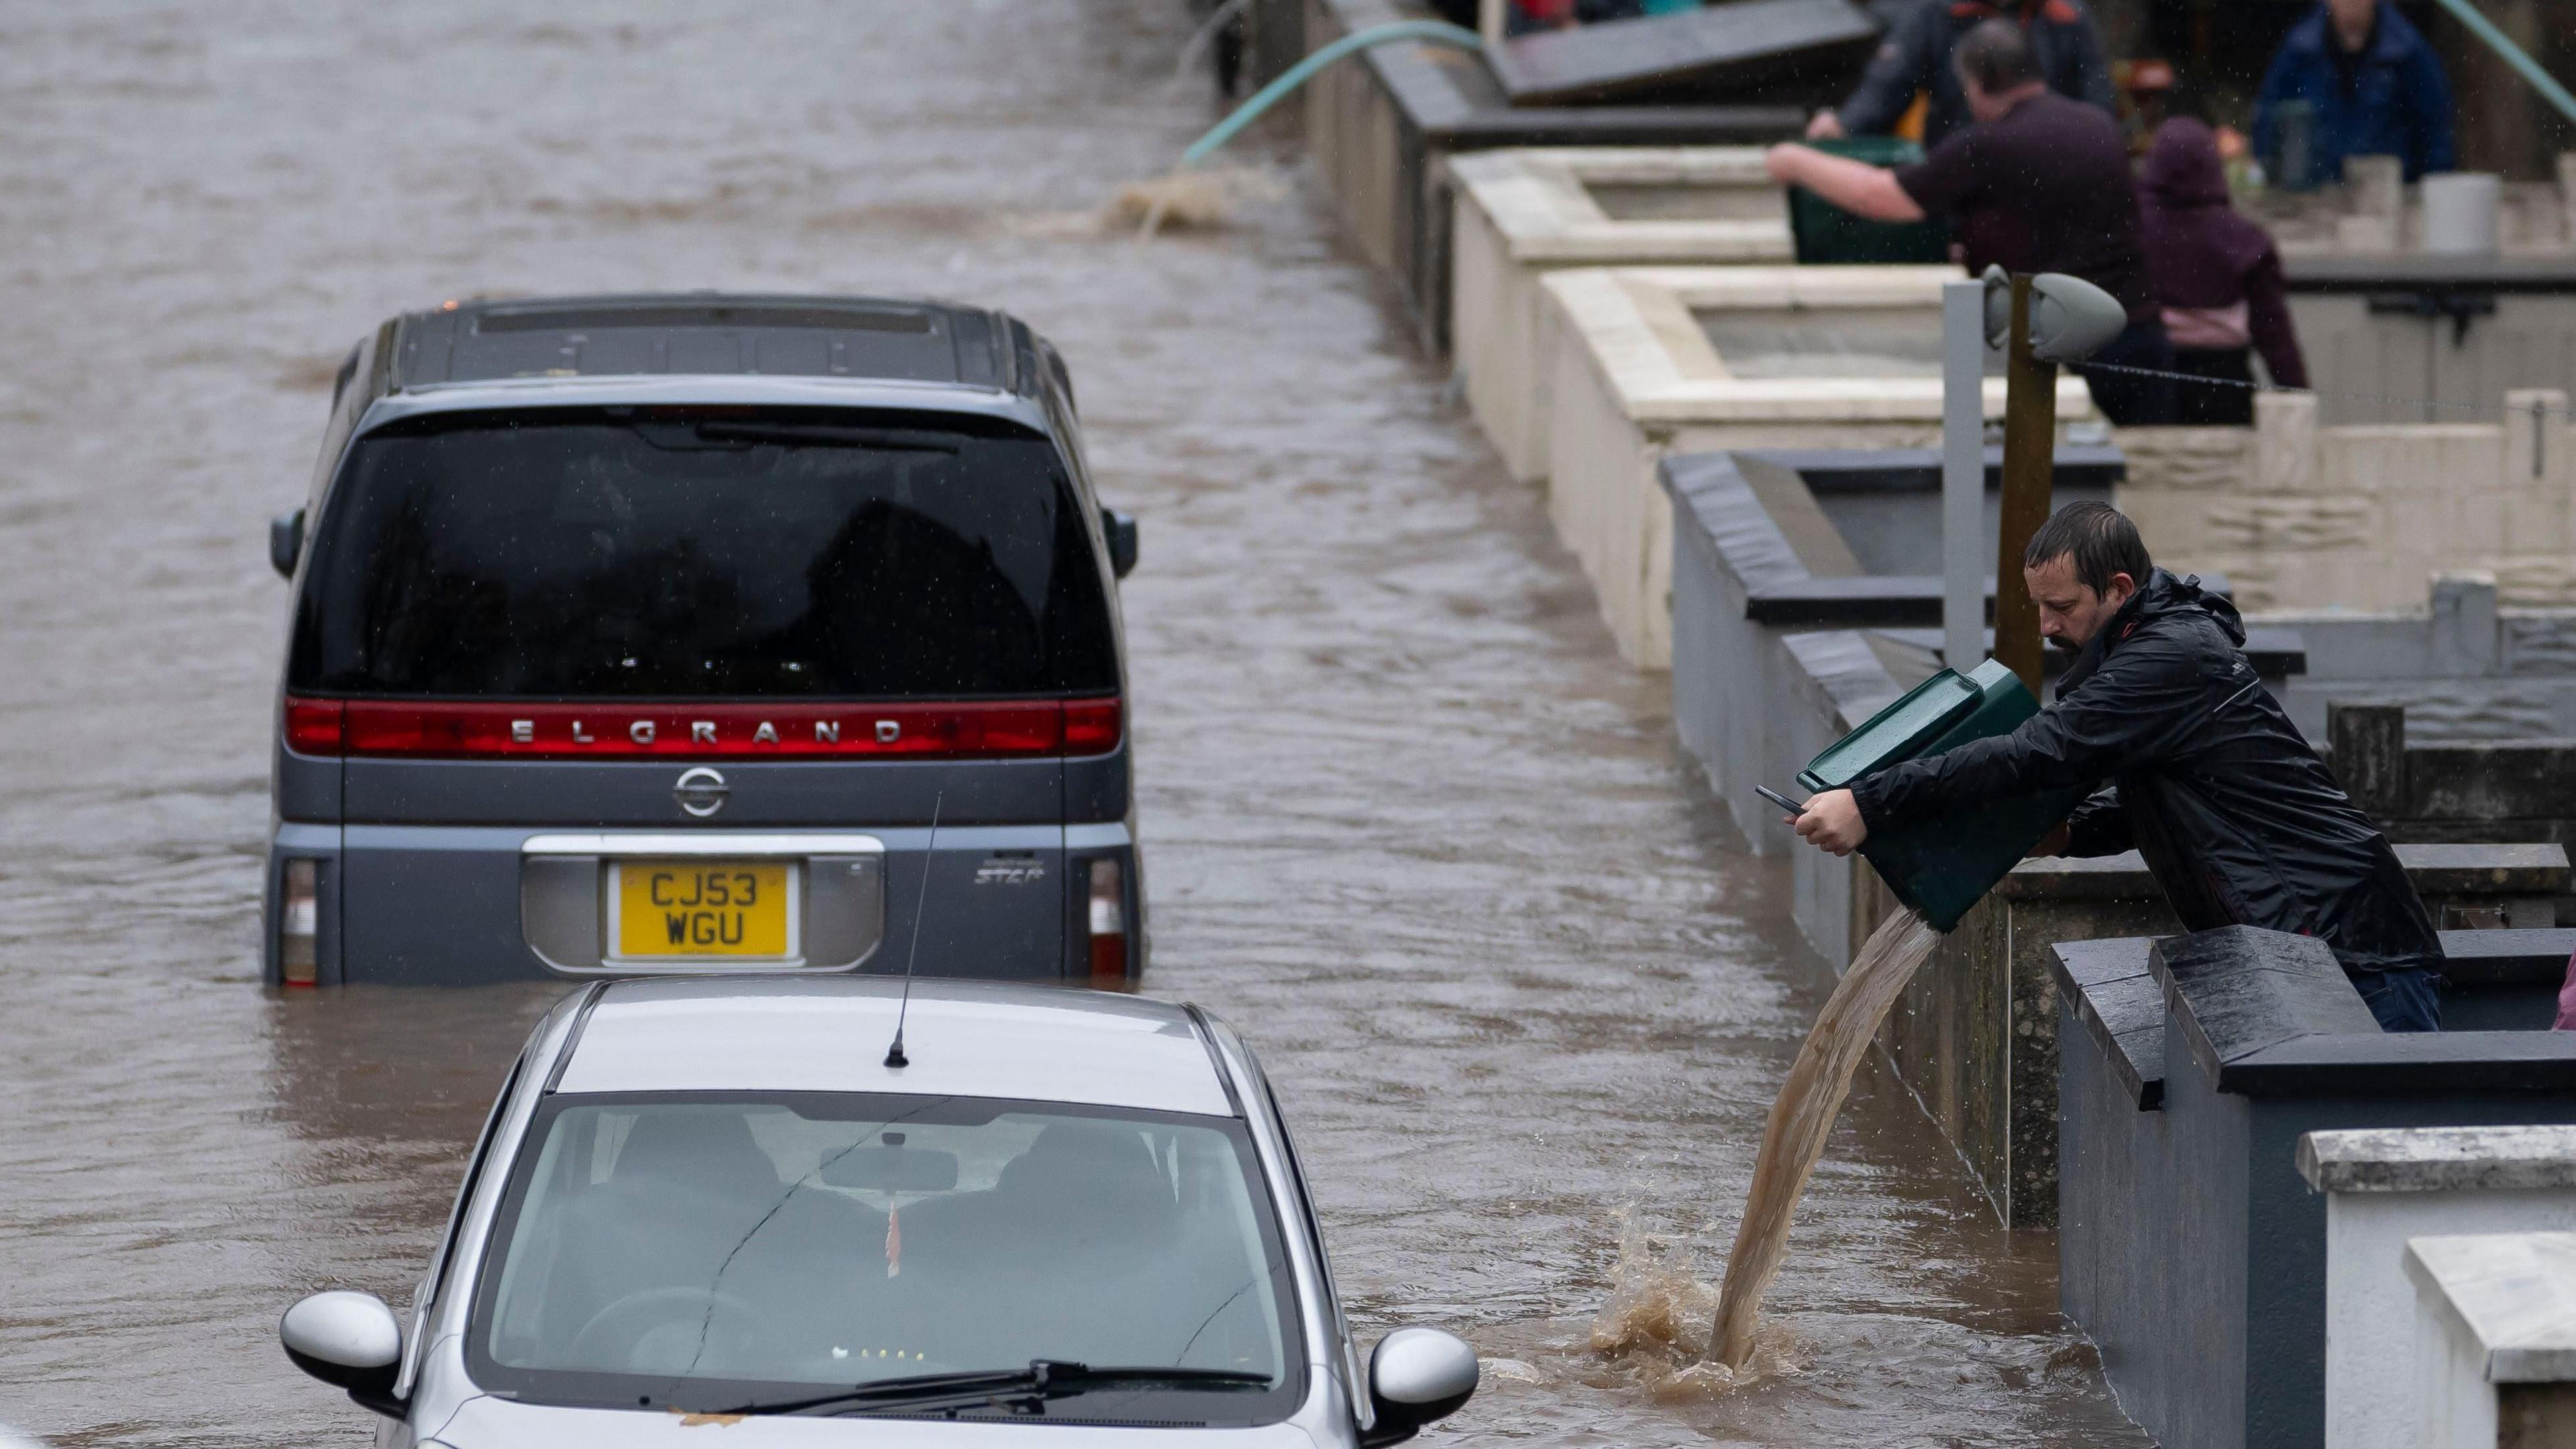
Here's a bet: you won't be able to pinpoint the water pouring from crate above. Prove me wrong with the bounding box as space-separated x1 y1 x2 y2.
1704 270 2127 1372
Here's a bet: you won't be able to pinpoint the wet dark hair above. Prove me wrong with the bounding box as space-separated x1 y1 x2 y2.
1953 18 2041 94
2024 502 2151 597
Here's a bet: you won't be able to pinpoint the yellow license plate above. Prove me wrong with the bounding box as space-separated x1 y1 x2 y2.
614 861 794 959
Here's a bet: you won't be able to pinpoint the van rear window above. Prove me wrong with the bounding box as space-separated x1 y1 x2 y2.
288 410 1116 699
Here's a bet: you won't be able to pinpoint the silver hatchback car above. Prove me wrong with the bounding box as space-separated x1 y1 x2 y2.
278 979 1477 1446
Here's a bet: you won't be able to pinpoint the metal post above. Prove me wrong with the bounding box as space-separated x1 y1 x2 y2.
1993 274 2058 698
1479 0 1505 48
1941 279 1986 674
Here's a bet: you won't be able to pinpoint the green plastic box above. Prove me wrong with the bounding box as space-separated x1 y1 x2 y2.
1796 659 2088 932
1786 137 1952 266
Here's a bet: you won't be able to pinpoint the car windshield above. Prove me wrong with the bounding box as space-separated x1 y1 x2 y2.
468 1093 1303 1422
288 409 1117 699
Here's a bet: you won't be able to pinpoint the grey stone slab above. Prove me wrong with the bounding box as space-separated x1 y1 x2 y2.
2398 841 2572 894
2285 254 2576 290
2406 747 2576 826
2406 1232 2576 1383
2226 1031 2576 1097
2051 937 2166 1111
2153 926 2381 1086
2439 928 2576 985
2299 1124 2576 1193
1486 0 1878 107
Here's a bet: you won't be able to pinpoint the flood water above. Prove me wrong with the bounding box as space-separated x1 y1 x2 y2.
0 4 2146 1445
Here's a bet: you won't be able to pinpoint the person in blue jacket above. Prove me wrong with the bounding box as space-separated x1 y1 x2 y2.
2253 0 2455 185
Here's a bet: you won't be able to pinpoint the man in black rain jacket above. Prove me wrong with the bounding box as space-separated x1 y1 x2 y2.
1790 503 2445 1030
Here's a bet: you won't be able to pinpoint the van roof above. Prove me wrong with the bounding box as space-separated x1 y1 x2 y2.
389 292 1029 393
553 977 1236 1117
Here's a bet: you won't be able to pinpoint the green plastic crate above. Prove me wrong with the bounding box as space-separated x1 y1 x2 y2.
1798 659 2088 932
1787 136 1952 266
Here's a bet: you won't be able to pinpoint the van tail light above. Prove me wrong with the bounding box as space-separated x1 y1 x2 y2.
1063 698 1123 755
1087 858 1128 986
279 859 319 987
284 698 344 755
279 696 1122 760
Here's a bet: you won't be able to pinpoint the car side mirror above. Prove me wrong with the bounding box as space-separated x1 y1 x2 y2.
280 1291 405 1419
1102 508 1138 580
270 508 307 580
1359 1327 1477 1447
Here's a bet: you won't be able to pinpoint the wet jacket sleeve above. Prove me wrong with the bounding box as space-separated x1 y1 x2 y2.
2244 248 2308 389
1835 5 1938 136
2061 784 2132 857
1847 632 2214 833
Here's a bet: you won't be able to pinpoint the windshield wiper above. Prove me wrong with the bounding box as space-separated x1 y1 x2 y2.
689 421 961 453
704 1360 1273 1418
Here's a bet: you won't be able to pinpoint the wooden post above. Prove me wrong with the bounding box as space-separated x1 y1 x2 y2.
1992 273 2057 698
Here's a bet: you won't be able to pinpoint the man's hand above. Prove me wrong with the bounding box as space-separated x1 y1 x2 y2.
1805 108 1846 141
1763 142 1810 186
1791 788 1869 857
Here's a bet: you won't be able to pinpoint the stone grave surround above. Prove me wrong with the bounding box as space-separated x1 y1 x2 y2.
1296 0 1803 358
2055 925 2576 1449
1447 146 1790 485
2116 387 2576 613
1900 852 2569 1229
2301 1126 2576 1449
1538 263 2094 667
2406 1229 2576 1449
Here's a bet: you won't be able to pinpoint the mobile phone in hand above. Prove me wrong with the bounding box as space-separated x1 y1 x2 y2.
1755 784 1807 815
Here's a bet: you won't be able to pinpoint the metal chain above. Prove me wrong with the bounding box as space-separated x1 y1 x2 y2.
2066 357 2572 421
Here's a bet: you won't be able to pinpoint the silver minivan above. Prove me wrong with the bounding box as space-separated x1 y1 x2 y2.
264 294 1142 988
276 977 1479 1444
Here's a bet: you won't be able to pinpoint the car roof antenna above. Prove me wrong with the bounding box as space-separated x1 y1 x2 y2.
883 793 942 1069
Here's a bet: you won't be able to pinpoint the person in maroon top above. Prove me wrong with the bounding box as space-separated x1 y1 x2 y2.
1765 19 2175 425
2137 116 2309 426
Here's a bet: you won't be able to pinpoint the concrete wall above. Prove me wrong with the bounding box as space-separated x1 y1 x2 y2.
2057 928 2576 1449
1546 264 2092 667
2406 1232 2576 1449
2301 1128 2576 1449
1447 147 1788 484
2119 389 2576 612
1299 0 1801 356
2268 578 2576 744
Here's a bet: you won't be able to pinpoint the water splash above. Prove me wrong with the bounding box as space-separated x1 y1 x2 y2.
1709 908 1942 1368
1588 1208 1801 1398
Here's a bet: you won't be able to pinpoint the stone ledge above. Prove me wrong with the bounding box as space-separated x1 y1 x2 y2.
2052 928 2576 1111
2300 1124 2576 1194
2406 1232 2576 1384
2005 843 2571 900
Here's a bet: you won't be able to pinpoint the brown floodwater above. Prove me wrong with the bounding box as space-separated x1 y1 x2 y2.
0 4 2146 1445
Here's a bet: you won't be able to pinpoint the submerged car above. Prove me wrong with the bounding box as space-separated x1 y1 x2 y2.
277 978 1479 1445
264 294 1142 987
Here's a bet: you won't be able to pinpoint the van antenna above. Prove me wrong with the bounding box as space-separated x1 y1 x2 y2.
883 792 942 1069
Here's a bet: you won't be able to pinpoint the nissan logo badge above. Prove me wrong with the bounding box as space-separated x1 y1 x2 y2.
673 766 730 818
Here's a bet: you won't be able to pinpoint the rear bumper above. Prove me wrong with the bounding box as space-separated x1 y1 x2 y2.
263 820 1138 987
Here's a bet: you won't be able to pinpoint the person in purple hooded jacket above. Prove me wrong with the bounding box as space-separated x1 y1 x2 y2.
2137 117 2308 427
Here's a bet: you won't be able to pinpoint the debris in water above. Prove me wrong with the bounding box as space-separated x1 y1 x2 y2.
1708 908 1943 1368
1109 165 1287 238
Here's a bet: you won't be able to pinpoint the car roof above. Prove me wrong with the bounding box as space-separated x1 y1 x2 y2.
388 292 1029 394
551 976 1238 1118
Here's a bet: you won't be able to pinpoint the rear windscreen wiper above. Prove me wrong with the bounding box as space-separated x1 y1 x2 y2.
705 1360 1273 1418
690 420 962 453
